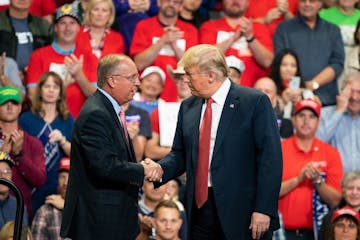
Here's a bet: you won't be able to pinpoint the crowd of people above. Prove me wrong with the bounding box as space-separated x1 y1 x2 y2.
0 0 359 239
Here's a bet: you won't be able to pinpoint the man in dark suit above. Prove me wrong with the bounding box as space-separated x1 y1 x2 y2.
60 54 162 240
154 44 283 239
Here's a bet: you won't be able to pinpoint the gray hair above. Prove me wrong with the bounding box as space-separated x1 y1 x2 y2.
342 171 360 189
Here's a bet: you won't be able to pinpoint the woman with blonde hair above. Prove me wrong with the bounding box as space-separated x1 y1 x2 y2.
76 0 125 68
19 71 74 218
0 221 33 240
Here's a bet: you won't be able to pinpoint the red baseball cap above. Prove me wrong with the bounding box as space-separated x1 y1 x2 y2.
294 98 321 117
332 206 360 224
58 157 70 172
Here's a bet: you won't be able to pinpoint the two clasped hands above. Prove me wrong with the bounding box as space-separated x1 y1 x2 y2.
141 158 163 182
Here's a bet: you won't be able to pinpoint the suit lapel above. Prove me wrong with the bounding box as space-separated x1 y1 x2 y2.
188 98 204 169
213 84 240 157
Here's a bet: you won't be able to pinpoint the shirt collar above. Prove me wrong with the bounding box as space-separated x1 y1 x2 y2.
210 78 231 106
98 88 123 114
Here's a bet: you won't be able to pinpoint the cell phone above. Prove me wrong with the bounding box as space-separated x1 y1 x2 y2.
302 89 314 100
289 76 301 90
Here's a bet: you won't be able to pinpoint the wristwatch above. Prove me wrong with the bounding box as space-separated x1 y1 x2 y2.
313 178 324 187
311 81 319 90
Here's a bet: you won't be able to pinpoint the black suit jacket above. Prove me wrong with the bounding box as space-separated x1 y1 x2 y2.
159 82 283 239
60 90 144 240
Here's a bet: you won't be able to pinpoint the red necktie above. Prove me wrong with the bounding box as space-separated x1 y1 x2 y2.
119 110 129 143
195 98 214 208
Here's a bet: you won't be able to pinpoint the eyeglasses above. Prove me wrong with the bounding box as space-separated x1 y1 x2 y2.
0 169 12 178
108 73 139 83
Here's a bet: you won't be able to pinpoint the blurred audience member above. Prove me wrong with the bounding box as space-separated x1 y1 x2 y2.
31 157 70 240
225 55 245 84
0 221 33 240
254 77 293 139
200 0 274 87
122 101 152 161
130 0 199 102
19 71 74 217
179 0 207 29
317 73 360 173
154 200 183 240
76 0 125 67
245 0 298 37
29 0 57 23
0 53 25 96
0 152 28 229
26 3 97 118
0 0 53 77
0 86 46 218
114 0 159 54
279 98 343 239
319 171 360 240
274 0 345 106
132 66 166 114
326 206 360 240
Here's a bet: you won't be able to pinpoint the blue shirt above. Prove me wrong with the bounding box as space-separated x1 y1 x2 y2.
274 14 344 106
316 106 360 173
0 195 28 229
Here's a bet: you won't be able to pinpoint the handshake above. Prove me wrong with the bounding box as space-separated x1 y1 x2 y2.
141 158 163 182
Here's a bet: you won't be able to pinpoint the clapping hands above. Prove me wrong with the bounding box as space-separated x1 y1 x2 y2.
141 158 163 182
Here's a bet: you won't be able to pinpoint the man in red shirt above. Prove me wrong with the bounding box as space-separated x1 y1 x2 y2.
279 98 343 240
130 0 199 102
200 0 274 87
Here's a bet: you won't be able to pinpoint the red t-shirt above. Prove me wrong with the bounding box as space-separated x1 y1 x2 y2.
26 45 97 118
245 0 298 36
130 16 199 102
75 26 125 69
279 136 343 229
200 18 273 87
29 0 57 17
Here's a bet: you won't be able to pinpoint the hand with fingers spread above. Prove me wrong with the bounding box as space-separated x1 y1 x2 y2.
249 212 270 239
141 158 163 182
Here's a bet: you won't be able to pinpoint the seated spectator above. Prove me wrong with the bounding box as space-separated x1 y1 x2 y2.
0 0 53 77
137 180 187 240
319 171 360 240
145 67 191 161
0 221 33 240
130 0 199 102
326 206 360 240
132 66 166 114
179 0 207 29
31 157 70 240
225 55 245 84
26 3 97 118
76 0 125 67
274 0 345 106
122 101 152 161
254 77 293 139
29 0 57 23
114 0 159 54
0 152 28 229
19 71 74 217
153 200 183 240
0 86 46 219
316 73 360 173
0 52 25 96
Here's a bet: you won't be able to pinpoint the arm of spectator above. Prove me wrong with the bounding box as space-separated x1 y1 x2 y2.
45 194 65 210
145 132 171 161
49 129 71 156
133 28 177 71
214 29 242 54
279 162 308 197
136 213 154 240
277 0 294 20
239 17 273 68
129 0 150 13
305 67 336 91
263 8 282 24
64 54 96 97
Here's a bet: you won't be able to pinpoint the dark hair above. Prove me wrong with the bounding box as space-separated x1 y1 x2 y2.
326 216 360 240
270 48 305 93
355 19 360 45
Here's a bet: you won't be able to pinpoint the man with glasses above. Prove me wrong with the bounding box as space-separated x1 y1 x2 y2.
60 54 163 240
130 0 199 102
274 0 345 106
0 152 28 229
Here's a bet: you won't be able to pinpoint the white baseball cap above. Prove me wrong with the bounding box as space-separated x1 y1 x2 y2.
140 66 166 83
226 55 245 73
